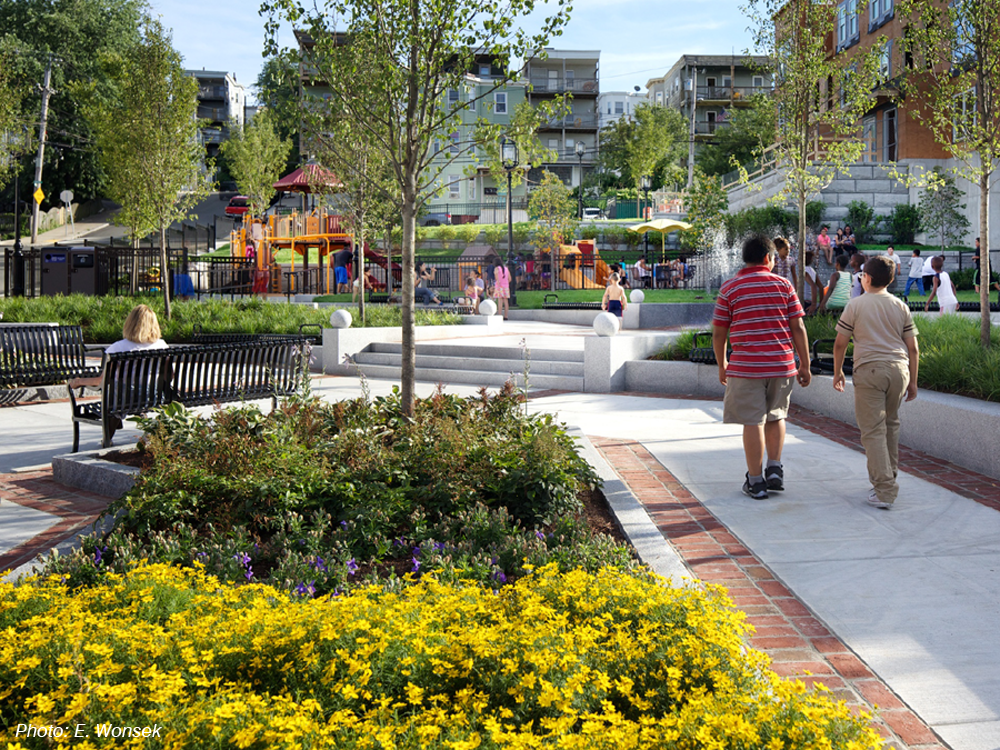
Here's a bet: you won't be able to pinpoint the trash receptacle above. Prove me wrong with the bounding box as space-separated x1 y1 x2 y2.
41 251 70 296
69 249 97 295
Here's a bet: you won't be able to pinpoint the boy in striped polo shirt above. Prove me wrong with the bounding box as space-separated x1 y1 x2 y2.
713 235 812 499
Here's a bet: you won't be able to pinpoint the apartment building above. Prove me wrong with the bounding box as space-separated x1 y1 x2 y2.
598 90 645 130
523 50 600 193
185 69 247 162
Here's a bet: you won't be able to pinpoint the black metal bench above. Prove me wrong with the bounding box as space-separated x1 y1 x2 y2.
0 324 102 389
191 323 323 346
809 338 853 376
688 331 730 365
69 340 306 452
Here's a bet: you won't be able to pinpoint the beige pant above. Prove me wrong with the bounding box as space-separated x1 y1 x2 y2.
853 360 909 504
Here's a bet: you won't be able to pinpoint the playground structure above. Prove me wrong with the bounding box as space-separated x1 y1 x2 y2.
230 209 403 296
558 241 611 290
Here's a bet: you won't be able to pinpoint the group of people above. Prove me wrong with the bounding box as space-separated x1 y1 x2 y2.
814 224 858 265
629 257 689 289
769 235 962 317
713 235 919 511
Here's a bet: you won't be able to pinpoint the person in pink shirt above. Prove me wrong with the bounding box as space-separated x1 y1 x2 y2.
492 260 511 320
817 225 833 265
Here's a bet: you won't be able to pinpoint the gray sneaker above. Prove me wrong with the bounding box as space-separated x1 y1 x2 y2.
742 473 769 500
765 465 784 492
867 490 892 510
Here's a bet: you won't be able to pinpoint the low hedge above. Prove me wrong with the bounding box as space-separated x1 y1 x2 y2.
0 295 460 342
0 563 882 749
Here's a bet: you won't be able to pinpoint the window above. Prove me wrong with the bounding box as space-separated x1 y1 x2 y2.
869 0 893 31
952 4 975 65
448 89 459 105
753 75 765 88
494 92 507 114
548 138 559 150
884 108 897 161
954 87 978 141
449 131 459 154
862 116 877 162
566 70 574 90
448 178 460 199
837 0 859 50
614 101 624 114
655 91 663 105
566 139 574 152
878 40 892 81
479 64 491 76
607 102 612 114
826 75 835 110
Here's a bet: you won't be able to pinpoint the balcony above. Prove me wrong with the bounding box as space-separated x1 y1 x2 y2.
197 85 227 100
198 106 229 122
696 85 771 103
528 76 599 96
540 114 599 130
693 121 730 136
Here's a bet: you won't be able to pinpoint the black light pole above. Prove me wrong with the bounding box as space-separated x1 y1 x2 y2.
12 165 24 297
640 174 651 260
575 141 586 219
501 137 519 306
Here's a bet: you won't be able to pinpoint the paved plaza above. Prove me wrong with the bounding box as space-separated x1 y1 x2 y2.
1 323 999 750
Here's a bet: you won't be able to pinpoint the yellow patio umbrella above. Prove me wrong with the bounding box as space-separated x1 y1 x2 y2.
628 218 693 258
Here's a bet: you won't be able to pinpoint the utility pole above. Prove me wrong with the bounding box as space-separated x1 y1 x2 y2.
687 61 698 190
30 55 55 245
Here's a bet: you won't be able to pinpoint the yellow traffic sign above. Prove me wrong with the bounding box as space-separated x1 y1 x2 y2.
33 188 45 205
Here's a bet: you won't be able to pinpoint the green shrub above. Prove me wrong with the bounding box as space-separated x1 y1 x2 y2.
886 204 921 244
482 224 505 249
457 223 481 245
723 205 796 242
0 295 461 341
845 200 879 243
579 224 600 241
805 200 826 231
437 224 457 247
44 386 609 594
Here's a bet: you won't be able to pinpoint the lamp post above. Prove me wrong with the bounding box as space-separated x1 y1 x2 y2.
575 140 586 219
501 136 519 306
640 174 652 260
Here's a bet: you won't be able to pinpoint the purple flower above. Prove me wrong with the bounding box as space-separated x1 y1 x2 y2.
412 546 421 557
492 570 507 584
347 558 359 576
93 546 107 564
295 581 316 598
340 521 348 529
412 557 421 572
311 556 327 572
244 566 254 581
433 542 445 552
535 531 545 540
234 552 251 567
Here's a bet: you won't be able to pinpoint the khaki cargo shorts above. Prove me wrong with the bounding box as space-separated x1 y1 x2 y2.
722 376 795 426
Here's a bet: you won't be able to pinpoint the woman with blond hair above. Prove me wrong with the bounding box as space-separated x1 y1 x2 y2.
69 305 167 388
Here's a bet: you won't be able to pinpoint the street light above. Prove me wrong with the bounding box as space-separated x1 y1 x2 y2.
501 136 519 306
640 174 652 259
575 141 586 219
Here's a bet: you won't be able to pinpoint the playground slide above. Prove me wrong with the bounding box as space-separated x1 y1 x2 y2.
560 267 603 290
595 259 611 287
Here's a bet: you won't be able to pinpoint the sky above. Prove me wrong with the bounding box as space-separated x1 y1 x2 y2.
151 0 759 103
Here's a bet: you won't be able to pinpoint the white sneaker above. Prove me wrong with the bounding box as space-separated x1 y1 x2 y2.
867 490 892 510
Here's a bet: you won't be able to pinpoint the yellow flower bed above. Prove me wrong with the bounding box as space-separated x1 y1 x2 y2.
0 564 880 749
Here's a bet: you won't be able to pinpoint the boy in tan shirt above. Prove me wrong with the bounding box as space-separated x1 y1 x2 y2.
832 255 919 509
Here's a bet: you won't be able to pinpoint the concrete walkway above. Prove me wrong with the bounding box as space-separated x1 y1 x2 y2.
1 332 999 749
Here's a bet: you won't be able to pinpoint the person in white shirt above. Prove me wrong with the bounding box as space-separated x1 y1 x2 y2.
633 257 652 287
885 246 902 290
926 255 959 314
69 304 168 389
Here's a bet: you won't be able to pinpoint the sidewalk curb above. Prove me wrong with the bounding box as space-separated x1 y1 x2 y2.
569 426 691 587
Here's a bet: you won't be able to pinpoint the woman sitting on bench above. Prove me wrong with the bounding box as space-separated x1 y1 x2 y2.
69 305 167 389
414 263 443 305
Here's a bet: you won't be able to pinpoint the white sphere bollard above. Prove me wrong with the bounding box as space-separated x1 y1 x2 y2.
479 299 498 317
329 309 353 329
593 312 620 337
629 289 645 304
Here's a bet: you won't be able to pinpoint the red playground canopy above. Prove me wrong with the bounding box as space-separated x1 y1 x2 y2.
272 164 341 194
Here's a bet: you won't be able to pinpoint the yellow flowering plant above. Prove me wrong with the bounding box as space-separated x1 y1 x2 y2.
0 564 882 749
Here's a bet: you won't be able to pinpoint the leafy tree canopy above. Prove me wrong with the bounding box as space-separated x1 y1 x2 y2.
0 0 148 205
599 102 687 189
695 94 777 178
220 111 292 218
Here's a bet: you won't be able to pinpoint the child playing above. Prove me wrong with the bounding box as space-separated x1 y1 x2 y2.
904 249 924 298
818 254 851 313
460 275 480 313
832 255 919 510
925 256 958 314
601 272 628 318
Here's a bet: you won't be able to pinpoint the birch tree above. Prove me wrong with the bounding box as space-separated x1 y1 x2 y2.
743 0 879 299
897 0 1000 347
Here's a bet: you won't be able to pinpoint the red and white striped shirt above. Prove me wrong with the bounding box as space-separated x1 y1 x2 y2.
713 266 804 379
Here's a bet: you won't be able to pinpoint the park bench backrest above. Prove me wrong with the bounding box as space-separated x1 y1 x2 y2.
101 340 305 418
0 324 101 388
190 323 323 346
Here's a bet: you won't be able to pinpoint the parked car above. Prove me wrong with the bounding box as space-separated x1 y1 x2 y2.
582 207 605 221
419 211 451 227
225 196 250 218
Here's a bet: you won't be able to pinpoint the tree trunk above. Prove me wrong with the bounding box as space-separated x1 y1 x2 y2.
401 183 417 415
980 172 991 348
358 214 366 325
796 189 807 301
160 224 172 320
